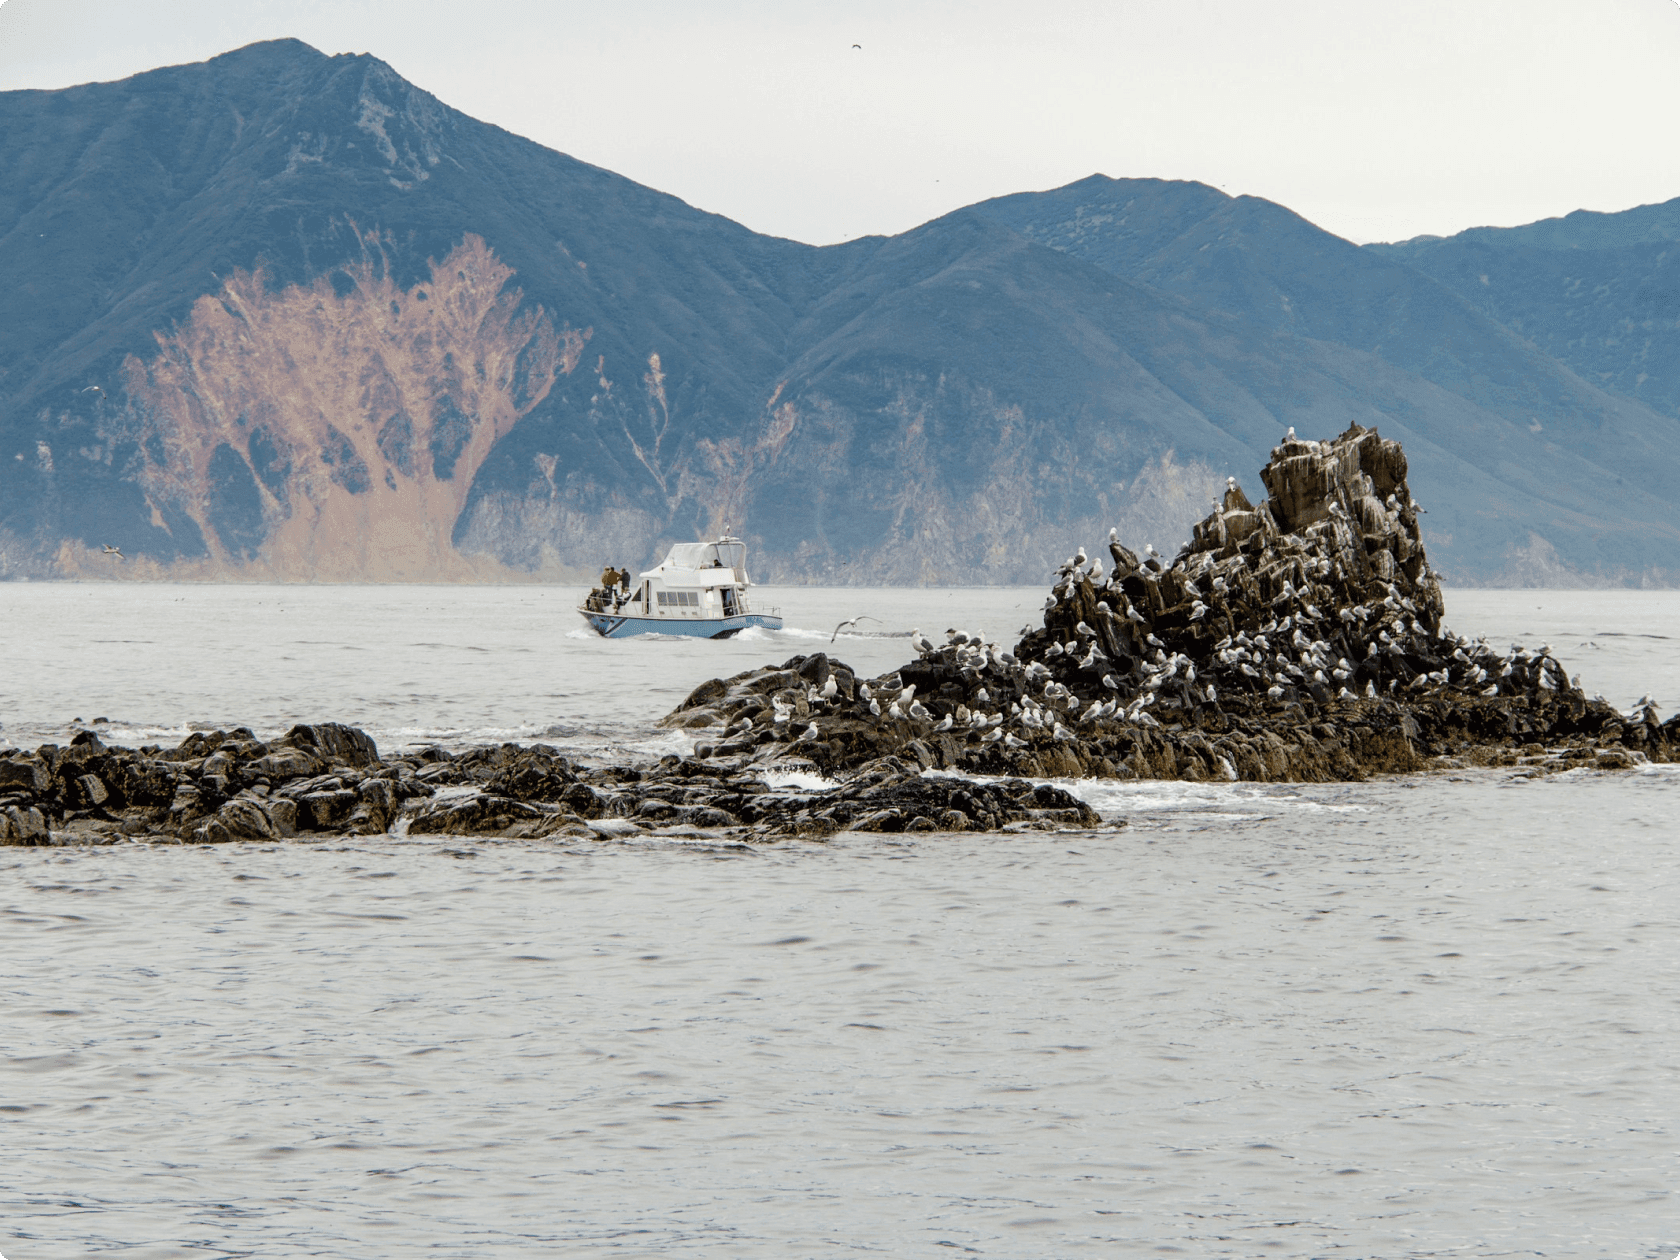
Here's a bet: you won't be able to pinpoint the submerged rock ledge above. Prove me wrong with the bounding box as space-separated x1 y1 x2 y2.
0 722 1101 847
4 425 1672 848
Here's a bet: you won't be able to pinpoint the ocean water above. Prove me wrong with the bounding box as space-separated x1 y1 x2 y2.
2 584 1679 1258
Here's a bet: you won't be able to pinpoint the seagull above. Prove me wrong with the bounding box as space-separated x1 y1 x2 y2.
1286 426 1297 441
796 723 819 742
101 544 124 560
933 713 953 732
908 700 932 721
82 384 106 398
819 675 838 701
852 42 862 48
910 628 934 654
832 614 880 642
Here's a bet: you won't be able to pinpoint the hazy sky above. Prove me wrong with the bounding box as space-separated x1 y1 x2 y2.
2 0 1678 247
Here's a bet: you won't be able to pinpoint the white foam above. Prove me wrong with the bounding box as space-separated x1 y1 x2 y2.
761 769 839 792
920 766 1369 822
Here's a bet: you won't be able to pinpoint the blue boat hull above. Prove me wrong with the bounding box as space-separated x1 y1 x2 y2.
579 609 783 639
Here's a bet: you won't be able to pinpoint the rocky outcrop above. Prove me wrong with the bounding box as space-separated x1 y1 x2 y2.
0 722 1099 847
670 424 1680 781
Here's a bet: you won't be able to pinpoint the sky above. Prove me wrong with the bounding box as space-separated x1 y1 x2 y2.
1 0 1678 247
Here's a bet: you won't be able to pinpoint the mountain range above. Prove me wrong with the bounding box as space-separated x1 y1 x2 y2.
3 38 1678 586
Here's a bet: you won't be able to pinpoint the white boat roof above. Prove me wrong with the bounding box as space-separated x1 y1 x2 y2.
639 536 750 587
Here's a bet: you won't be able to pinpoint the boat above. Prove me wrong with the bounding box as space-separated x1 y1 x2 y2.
578 535 783 639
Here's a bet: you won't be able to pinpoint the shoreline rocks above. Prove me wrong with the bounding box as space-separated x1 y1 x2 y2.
0 722 1101 847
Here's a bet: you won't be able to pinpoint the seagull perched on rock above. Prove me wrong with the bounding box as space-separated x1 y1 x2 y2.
910 628 934 654
908 700 932 721
796 723 820 743
819 675 838 701
933 712 953 732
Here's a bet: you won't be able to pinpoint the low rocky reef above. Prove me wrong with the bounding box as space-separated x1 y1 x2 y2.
5 422 1672 849
0 722 1100 847
670 424 1678 782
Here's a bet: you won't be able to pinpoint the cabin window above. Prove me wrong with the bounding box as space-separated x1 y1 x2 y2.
657 590 701 608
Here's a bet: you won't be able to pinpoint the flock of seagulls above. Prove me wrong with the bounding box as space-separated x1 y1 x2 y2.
772 428 1600 760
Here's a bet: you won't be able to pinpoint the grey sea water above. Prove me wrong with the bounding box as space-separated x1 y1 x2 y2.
3 584 1679 1258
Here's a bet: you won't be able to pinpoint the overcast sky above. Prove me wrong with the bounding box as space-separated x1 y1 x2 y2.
2 0 1678 247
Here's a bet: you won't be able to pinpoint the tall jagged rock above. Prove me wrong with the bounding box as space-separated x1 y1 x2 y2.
676 425 1676 782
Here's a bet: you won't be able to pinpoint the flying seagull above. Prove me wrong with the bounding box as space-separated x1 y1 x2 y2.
101 544 124 560
831 614 880 642
852 43 862 48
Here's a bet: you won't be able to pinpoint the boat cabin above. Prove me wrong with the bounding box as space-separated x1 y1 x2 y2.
633 537 753 621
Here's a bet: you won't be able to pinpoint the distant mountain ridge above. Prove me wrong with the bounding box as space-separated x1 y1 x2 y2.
2 39 1678 586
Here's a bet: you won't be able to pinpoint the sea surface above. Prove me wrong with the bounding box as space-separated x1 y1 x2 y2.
2 584 1678 1258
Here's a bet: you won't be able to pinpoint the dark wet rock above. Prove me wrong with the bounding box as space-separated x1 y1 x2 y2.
278 723 380 768
191 798 288 844
300 789 359 830
1 805 49 844
0 756 52 794
407 793 550 836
